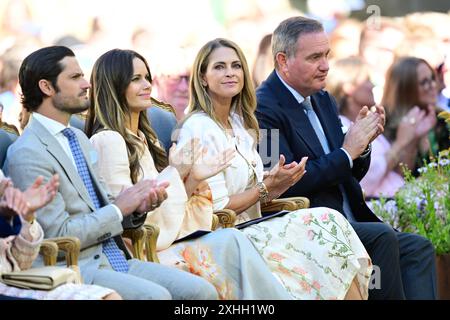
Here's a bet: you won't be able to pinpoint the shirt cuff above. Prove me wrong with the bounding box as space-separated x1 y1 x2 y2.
110 204 123 222
340 147 353 168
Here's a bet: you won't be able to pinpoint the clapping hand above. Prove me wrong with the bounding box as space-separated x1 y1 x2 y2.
414 105 437 138
343 107 380 159
136 180 170 213
169 138 201 180
0 185 29 220
115 179 170 216
263 155 308 202
0 177 13 197
0 175 59 222
189 146 236 182
22 174 60 222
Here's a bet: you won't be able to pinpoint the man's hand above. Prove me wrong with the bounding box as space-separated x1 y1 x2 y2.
113 179 170 216
136 181 170 214
343 107 380 159
371 104 385 141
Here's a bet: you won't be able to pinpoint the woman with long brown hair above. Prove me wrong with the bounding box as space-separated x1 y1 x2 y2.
382 56 447 174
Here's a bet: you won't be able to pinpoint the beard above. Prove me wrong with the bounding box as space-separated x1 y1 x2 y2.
52 93 89 115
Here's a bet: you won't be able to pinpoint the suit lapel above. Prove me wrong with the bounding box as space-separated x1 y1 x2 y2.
311 94 343 150
29 118 96 211
267 71 326 157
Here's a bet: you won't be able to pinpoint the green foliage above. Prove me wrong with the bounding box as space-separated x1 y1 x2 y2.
371 149 450 255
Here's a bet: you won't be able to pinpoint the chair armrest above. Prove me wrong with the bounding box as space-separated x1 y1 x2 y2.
42 237 81 267
40 237 82 283
40 240 58 266
279 196 310 209
143 223 160 263
261 196 310 212
122 227 147 261
211 214 219 230
214 209 237 228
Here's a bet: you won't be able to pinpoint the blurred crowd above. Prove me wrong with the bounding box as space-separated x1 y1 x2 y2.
1 0 450 200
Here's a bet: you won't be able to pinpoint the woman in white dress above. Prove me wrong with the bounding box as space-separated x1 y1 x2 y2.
176 38 373 300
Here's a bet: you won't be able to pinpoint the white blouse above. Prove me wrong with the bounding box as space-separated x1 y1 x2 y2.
90 130 212 250
177 112 264 223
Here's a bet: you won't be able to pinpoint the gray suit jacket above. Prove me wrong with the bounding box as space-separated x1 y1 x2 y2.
3 117 141 283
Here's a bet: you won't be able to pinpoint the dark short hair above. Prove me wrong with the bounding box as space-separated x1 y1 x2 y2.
272 16 324 68
19 46 75 112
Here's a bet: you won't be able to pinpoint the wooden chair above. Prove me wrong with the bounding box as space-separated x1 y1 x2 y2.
40 237 81 267
39 236 82 282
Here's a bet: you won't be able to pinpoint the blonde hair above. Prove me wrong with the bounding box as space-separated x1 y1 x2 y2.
86 49 167 183
187 38 259 141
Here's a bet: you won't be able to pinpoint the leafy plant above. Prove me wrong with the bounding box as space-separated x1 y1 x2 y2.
370 149 450 255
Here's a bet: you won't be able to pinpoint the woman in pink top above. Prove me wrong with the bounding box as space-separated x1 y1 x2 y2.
327 57 429 198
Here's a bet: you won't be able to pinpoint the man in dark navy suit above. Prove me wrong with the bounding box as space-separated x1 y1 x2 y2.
256 16 437 300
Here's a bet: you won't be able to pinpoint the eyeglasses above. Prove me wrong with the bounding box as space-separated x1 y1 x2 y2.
418 76 436 89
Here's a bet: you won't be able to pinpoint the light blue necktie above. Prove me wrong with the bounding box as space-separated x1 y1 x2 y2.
301 98 355 222
62 128 129 272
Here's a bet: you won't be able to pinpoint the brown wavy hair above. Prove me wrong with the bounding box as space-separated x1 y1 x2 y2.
86 49 167 183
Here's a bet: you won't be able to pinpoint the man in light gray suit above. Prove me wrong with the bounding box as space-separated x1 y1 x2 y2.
3 46 218 300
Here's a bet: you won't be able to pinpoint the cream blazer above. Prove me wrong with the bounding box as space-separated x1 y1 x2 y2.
177 112 264 224
90 130 213 251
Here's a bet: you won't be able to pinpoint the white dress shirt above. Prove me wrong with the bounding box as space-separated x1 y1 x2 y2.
275 71 354 168
32 113 122 221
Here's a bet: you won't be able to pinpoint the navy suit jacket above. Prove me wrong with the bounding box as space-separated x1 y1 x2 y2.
256 71 380 222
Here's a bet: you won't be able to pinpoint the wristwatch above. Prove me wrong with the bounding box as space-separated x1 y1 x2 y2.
360 143 372 159
256 182 269 204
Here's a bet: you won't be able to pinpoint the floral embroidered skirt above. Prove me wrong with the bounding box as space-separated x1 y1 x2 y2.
157 228 292 300
241 207 373 300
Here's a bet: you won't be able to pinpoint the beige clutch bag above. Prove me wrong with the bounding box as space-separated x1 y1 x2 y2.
1 266 78 290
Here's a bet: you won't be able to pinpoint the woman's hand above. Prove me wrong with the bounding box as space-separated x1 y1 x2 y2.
168 138 202 180
22 174 59 221
189 146 235 182
414 105 437 139
0 177 13 198
263 155 308 202
0 186 29 220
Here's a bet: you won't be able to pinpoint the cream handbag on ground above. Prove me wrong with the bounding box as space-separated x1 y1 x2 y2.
0 266 79 290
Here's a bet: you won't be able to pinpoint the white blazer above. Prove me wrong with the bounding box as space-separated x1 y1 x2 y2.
178 112 264 223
